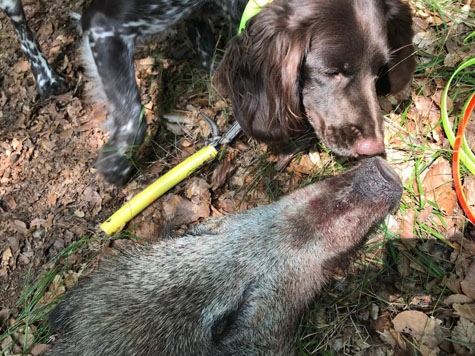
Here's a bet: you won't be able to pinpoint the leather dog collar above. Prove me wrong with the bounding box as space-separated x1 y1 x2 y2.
238 0 274 34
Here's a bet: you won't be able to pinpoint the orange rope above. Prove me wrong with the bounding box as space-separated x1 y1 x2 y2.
452 92 475 223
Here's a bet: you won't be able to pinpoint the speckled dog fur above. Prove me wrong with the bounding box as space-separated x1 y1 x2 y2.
1 0 66 97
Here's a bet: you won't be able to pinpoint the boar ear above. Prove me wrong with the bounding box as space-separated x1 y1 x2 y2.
216 4 309 142
376 0 416 95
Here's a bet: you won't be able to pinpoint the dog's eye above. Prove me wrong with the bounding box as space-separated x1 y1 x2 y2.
321 70 342 80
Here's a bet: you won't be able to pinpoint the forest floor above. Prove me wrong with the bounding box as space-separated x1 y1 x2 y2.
1 0 475 355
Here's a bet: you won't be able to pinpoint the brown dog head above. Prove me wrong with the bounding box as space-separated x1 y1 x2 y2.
217 0 415 157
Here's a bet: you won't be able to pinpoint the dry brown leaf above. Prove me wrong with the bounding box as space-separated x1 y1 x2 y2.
215 195 241 214
413 28 438 56
462 176 475 208
186 178 210 199
14 60 31 73
443 294 474 305
1 248 13 276
392 310 443 348
409 295 433 309
431 90 444 108
211 160 236 188
453 303 475 323
452 317 475 355
135 56 155 70
372 312 392 333
378 329 397 348
420 344 440 356
0 308 9 328
6 197 17 210
84 187 103 216
73 210 85 218
397 252 411 277
162 194 208 226
130 220 162 241
415 95 441 128
185 178 211 220
13 220 28 235
460 261 475 300
420 157 457 215
399 200 450 240
289 154 315 175
30 343 50 356
399 208 415 239
40 274 66 304
47 191 58 207
463 112 475 152
445 49 475 68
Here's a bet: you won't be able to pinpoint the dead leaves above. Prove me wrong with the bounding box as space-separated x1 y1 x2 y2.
397 156 461 240
378 106 475 355
452 318 475 355
162 178 211 226
460 260 475 300
454 303 475 322
420 157 458 216
381 257 475 355
0 248 14 278
392 310 444 354
413 1 475 68
1 1 475 355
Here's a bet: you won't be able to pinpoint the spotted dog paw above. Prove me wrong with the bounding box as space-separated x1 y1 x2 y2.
38 75 68 98
95 145 138 186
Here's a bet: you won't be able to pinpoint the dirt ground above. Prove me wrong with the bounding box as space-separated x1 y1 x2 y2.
1 0 475 355
1 0 121 309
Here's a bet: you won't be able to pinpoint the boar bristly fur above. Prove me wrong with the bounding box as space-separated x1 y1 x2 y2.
46 157 402 356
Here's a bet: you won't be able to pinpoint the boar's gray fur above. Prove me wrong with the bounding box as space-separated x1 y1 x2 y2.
46 157 402 356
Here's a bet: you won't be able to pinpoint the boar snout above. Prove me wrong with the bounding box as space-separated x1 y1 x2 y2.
353 157 403 212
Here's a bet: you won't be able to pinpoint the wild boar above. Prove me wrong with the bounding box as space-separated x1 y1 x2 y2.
46 157 402 356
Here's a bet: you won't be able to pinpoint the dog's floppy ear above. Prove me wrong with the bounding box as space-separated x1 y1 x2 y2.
216 2 311 141
376 0 415 95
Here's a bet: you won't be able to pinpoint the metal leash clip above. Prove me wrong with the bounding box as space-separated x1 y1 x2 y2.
201 112 242 147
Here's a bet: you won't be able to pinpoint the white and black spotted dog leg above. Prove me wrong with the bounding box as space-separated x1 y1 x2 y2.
186 15 220 71
1 0 67 97
185 3 241 72
80 0 240 185
80 1 197 185
84 26 146 186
